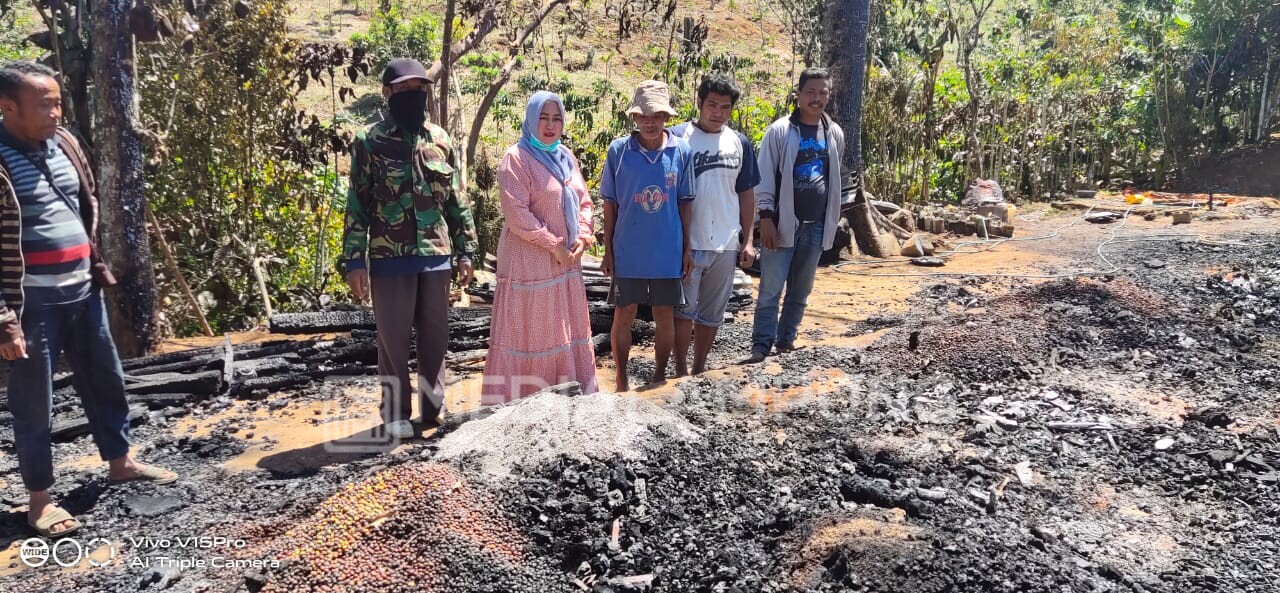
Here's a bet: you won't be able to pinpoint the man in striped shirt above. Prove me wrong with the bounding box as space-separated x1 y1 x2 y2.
0 61 176 538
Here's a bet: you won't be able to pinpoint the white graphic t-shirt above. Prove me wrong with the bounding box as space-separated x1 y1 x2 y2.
671 122 761 252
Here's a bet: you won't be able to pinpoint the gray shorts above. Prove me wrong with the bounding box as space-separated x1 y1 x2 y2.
609 277 686 307
676 250 738 327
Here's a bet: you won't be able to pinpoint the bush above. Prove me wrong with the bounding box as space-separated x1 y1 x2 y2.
0 10 42 61
350 7 441 75
138 0 348 334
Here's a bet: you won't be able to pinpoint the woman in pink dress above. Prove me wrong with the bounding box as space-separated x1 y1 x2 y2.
482 91 598 404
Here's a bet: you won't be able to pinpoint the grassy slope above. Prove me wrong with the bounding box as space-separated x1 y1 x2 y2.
287 0 797 161
2 1 797 169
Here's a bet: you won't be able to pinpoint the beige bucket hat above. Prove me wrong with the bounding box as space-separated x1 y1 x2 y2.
626 80 678 117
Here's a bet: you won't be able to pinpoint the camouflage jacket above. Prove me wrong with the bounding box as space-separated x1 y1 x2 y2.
342 118 479 271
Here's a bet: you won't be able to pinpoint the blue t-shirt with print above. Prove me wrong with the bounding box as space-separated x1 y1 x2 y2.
600 132 695 279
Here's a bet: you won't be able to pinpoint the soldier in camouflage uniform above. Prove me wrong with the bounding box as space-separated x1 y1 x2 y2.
343 58 478 439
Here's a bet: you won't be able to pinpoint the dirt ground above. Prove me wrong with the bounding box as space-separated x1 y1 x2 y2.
1 203 1278 592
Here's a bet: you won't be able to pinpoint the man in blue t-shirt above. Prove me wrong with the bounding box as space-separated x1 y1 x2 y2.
600 80 695 392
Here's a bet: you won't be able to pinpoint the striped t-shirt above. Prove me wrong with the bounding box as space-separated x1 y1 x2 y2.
0 132 92 308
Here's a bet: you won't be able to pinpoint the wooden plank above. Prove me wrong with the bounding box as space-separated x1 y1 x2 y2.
126 370 223 396
268 310 376 334
52 404 148 442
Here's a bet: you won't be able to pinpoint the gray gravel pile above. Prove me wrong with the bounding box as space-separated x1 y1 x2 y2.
436 392 701 476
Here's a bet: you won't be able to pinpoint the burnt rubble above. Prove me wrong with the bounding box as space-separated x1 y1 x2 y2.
2 233 1278 593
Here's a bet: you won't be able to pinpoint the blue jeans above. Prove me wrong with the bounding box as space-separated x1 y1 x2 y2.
7 290 130 492
752 221 824 355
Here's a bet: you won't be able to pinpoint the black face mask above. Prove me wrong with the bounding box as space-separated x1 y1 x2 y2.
388 89 429 132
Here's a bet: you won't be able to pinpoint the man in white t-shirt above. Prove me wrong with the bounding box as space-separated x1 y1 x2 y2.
670 73 761 375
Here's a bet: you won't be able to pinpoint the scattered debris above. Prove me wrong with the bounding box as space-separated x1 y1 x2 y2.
1085 211 1123 224
910 256 946 267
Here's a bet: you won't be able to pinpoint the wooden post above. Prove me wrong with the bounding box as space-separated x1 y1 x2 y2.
252 257 275 319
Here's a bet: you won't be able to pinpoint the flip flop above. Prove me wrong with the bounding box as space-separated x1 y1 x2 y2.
109 464 179 485
30 505 82 538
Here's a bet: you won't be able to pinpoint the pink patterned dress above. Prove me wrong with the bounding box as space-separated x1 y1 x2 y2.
481 145 598 404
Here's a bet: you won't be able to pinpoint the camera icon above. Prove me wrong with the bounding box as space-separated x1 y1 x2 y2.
18 537 116 569
19 538 49 568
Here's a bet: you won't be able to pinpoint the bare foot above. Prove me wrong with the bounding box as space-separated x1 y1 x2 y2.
692 364 707 375
614 371 629 393
674 365 688 378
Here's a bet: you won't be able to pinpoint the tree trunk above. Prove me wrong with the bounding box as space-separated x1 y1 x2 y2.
826 0 890 257
467 67 515 168
463 0 569 169
90 1 159 357
921 60 941 203
438 0 457 129
425 9 500 83
1259 54 1272 142
827 0 869 179
824 0 885 257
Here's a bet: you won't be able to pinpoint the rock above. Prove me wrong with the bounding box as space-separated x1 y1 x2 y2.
978 203 1017 223
1144 259 1168 269
244 569 269 592
1013 461 1034 486
1031 525 1059 543
1154 437 1176 450
1173 211 1193 225
126 495 187 518
915 487 949 502
1187 407 1232 428
1085 212 1122 224
156 566 182 589
873 233 901 259
901 235 935 258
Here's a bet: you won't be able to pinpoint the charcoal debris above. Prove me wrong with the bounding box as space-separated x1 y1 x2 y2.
6 227 1279 593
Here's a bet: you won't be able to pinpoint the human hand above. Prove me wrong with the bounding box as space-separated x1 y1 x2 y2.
759 219 778 251
553 244 574 267
739 244 757 268
569 238 587 262
601 251 615 277
346 268 370 303
0 331 27 361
